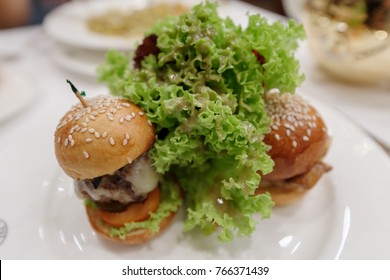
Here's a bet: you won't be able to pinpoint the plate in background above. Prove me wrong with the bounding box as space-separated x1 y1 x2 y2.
0 67 36 123
43 0 201 51
282 0 306 20
51 45 107 78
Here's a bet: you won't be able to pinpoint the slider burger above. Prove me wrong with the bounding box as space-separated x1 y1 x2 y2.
256 91 331 206
54 83 180 244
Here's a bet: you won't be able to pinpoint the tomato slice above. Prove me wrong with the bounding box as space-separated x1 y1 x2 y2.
98 187 160 227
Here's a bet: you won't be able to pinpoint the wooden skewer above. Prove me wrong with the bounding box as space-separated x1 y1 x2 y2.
66 79 88 108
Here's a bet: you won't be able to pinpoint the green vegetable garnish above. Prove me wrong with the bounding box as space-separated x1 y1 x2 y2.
98 1 305 242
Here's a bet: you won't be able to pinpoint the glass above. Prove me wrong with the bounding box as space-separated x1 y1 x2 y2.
303 0 390 83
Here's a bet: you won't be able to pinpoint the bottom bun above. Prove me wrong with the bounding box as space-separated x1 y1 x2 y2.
256 161 331 206
86 204 177 245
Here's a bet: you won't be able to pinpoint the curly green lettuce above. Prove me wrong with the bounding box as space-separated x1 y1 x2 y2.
98 1 305 242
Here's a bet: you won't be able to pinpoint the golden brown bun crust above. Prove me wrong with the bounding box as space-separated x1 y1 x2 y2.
256 161 331 206
54 96 155 179
85 201 177 245
262 92 330 182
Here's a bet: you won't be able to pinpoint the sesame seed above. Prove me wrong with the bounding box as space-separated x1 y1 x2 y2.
57 137 61 144
123 139 128 146
85 117 90 123
86 107 91 114
123 103 130 108
70 139 75 146
85 138 92 143
131 112 136 118
88 128 95 133
102 131 108 138
107 115 114 121
303 136 310 141
94 131 100 138
124 115 132 121
80 127 87 133
89 115 96 121
68 135 73 141
64 138 69 147
109 137 115 145
82 122 88 127
147 120 152 126
125 133 130 140
274 134 281 141
292 140 297 147
120 117 124 123
127 157 133 164
99 109 106 114
138 112 144 116
286 129 291 137
83 151 89 159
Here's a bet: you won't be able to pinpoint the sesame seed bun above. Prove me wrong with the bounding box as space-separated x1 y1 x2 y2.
54 96 155 180
257 92 331 205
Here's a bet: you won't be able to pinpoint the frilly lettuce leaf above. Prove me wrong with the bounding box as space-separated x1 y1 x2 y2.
98 1 305 242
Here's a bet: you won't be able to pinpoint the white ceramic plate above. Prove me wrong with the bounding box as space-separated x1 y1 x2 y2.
1 96 390 259
43 0 201 51
51 45 106 78
0 67 37 123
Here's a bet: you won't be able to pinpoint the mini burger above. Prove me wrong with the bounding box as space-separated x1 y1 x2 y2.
256 91 331 206
54 87 180 244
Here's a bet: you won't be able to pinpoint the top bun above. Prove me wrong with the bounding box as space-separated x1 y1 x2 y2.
54 96 155 179
262 91 330 181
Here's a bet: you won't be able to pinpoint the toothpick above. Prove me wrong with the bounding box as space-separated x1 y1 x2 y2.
66 79 88 108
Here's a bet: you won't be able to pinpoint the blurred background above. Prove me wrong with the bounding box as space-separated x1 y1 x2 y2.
242 0 286 15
